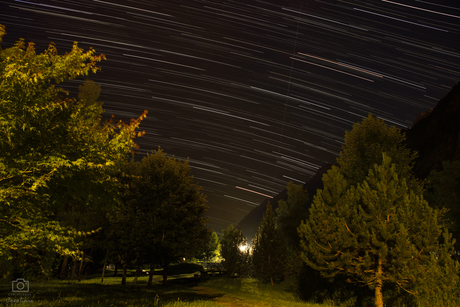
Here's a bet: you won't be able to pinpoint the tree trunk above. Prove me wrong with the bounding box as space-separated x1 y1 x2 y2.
148 263 154 286
133 266 141 283
59 255 69 279
121 263 127 285
71 258 77 280
83 264 89 279
78 252 84 282
114 261 118 277
162 262 169 286
121 263 128 286
101 261 106 283
375 260 384 307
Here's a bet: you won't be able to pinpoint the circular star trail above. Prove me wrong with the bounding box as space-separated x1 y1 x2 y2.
2 0 459 234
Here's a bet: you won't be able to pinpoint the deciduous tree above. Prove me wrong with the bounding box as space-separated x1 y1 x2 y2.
0 25 146 278
197 232 220 261
220 224 248 278
113 148 210 286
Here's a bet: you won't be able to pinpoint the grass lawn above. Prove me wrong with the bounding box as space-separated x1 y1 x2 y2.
0 269 332 306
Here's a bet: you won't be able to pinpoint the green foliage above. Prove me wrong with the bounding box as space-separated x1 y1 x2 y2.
197 232 220 261
299 153 459 306
0 25 147 278
109 148 210 284
425 160 460 248
337 114 418 189
220 224 248 277
275 182 308 278
276 181 309 249
252 203 287 285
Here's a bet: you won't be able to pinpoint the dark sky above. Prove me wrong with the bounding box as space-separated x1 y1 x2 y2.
2 0 459 234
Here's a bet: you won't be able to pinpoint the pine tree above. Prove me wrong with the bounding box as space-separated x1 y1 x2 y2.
425 160 460 251
298 154 458 307
337 114 418 189
276 181 309 249
252 203 287 285
276 182 309 277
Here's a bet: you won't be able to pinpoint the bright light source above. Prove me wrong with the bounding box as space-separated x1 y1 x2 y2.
239 244 247 252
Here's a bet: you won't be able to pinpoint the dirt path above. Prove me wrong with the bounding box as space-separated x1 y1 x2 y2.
193 286 257 307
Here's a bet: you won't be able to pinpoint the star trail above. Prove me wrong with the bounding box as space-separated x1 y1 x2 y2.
1 0 459 234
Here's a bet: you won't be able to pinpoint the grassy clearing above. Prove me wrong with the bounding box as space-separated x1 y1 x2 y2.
0 270 330 306
197 277 332 307
1 271 214 307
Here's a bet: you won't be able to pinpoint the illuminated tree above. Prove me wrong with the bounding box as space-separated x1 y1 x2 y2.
220 224 248 278
337 114 418 189
0 25 146 278
197 232 221 261
299 154 458 307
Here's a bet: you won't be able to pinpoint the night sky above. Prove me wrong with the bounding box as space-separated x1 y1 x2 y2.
1 0 459 234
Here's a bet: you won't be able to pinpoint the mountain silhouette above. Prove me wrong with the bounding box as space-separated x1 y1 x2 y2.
238 82 460 241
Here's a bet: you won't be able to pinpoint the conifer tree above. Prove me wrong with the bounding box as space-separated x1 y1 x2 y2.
299 154 458 307
276 182 308 277
252 203 286 285
425 160 460 251
337 114 418 189
276 181 309 249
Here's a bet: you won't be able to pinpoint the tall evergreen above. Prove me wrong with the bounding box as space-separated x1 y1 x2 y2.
337 114 419 190
252 203 286 285
276 181 309 249
425 160 460 251
299 154 458 307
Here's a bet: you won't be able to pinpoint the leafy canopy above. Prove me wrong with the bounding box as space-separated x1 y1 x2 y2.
0 25 146 277
220 224 248 277
109 148 210 284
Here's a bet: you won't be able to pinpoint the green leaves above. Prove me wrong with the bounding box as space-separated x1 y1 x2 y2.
220 224 248 277
0 24 146 279
107 147 210 281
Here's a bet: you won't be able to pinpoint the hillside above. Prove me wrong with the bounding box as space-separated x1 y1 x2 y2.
238 82 460 241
